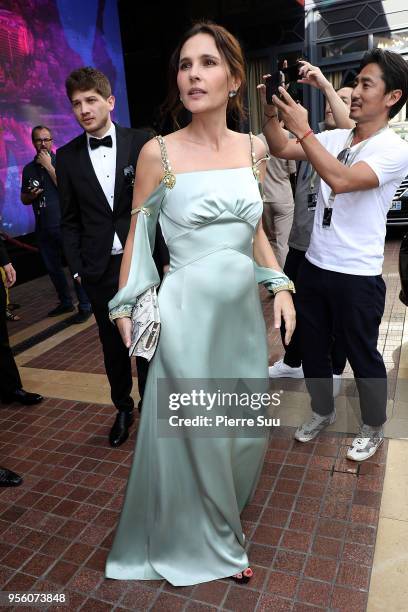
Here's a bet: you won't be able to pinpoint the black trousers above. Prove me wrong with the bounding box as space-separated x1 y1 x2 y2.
0 282 22 398
82 225 168 413
38 228 91 311
282 247 347 374
296 259 387 427
83 256 147 413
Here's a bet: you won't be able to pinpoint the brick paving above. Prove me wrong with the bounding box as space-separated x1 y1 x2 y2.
24 325 112 376
1 235 405 610
6 270 81 336
0 399 385 611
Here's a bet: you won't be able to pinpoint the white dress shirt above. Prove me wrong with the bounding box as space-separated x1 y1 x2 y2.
87 123 123 254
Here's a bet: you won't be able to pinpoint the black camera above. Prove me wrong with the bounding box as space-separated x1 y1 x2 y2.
27 177 45 208
27 178 41 192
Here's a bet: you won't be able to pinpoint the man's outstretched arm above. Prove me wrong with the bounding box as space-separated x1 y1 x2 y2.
271 87 379 194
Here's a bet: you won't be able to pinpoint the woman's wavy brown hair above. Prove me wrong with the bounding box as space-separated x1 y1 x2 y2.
162 21 247 129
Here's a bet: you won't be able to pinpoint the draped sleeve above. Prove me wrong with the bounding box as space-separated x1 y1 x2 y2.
108 183 167 317
254 264 295 295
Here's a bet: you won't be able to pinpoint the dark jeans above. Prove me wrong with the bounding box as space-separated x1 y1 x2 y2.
0 282 22 397
296 259 387 427
282 247 347 374
38 229 91 311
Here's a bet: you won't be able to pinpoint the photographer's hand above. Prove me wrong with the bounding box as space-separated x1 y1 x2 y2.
257 78 309 162
37 150 53 171
271 87 310 141
257 75 290 157
21 188 44 205
297 60 331 92
37 151 57 186
257 74 279 121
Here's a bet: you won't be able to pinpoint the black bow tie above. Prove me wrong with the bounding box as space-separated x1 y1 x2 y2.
89 135 113 150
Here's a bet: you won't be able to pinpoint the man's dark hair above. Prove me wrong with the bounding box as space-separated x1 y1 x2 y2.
358 49 408 119
31 125 52 142
65 67 112 101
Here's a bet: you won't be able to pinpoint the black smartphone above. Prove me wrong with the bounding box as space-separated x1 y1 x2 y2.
283 58 307 82
265 70 285 104
283 63 300 82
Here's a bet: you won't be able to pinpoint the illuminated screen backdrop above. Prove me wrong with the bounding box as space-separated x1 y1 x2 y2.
0 0 130 237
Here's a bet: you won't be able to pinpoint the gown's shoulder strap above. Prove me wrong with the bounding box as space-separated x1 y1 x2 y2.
155 135 176 189
248 132 269 195
249 131 257 175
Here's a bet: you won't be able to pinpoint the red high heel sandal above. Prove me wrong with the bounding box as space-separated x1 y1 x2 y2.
231 567 253 584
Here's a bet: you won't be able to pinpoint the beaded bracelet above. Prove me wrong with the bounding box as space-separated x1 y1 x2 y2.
273 281 296 296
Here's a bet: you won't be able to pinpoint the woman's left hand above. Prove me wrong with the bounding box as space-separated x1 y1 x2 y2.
273 290 296 345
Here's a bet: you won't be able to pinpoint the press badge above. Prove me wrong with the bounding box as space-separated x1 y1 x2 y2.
322 207 333 228
307 192 318 211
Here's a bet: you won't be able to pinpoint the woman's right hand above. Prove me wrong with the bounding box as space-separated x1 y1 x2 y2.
274 290 296 345
116 317 132 348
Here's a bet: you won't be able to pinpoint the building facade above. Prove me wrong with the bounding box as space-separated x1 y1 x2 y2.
304 0 408 129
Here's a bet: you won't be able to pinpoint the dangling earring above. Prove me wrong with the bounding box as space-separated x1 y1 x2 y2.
179 94 184 104
228 90 237 98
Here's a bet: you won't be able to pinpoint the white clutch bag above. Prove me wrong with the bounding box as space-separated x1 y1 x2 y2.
129 286 161 361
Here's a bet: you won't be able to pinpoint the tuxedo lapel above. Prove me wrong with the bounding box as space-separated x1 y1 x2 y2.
77 134 112 214
113 124 132 210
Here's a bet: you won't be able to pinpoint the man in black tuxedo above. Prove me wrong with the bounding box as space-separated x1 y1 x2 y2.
56 67 167 447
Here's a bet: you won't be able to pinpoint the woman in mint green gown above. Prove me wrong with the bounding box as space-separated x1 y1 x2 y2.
106 22 295 586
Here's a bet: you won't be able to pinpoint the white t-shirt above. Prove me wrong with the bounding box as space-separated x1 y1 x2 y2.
306 127 408 275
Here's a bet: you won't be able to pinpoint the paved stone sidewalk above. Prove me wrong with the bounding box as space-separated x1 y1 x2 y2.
1 234 405 611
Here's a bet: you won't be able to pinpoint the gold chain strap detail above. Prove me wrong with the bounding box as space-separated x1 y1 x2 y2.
130 207 151 217
156 135 176 189
249 132 261 183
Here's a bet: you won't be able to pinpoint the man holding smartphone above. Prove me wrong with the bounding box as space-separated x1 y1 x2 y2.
21 126 92 321
260 50 408 461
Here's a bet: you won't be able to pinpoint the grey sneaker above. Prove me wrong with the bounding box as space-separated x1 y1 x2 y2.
346 425 384 461
294 410 336 443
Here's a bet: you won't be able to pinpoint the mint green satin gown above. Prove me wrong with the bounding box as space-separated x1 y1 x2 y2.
106 142 271 586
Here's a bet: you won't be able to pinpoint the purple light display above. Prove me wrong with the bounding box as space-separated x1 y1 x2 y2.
0 0 130 236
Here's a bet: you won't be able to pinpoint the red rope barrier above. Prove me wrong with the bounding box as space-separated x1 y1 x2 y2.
0 232 39 253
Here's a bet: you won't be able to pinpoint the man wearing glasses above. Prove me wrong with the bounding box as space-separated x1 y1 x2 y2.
261 49 408 461
21 126 91 321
